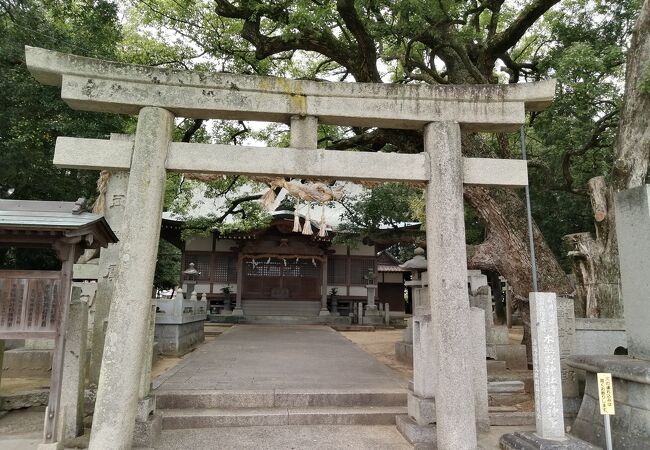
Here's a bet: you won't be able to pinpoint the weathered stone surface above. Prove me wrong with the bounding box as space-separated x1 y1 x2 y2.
614 185 650 360
89 107 174 450
395 414 437 448
58 296 88 441
154 321 205 356
488 381 525 393
407 392 436 426
26 46 555 131
574 319 626 355
132 411 162 448
1 348 52 377
88 134 131 386
0 389 49 411
530 292 565 441
412 317 436 399
499 431 598 449
289 115 318 149
470 307 490 432
468 270 489 295
56 137 529 187
556 297 579 412
425 121 477 449
567 355 650 449
395 341 413 365
494 343 528 370
489 411 536 426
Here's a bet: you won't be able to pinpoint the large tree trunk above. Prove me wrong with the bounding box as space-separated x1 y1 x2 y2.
465 185 573 361
565 0 650 318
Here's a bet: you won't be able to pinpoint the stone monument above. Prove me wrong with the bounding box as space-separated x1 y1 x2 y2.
500 293 596 449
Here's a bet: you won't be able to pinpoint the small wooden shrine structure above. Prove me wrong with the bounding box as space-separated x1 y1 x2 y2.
0 199 117 446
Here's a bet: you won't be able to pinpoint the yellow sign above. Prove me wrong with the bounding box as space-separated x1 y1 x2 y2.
597 373 615 415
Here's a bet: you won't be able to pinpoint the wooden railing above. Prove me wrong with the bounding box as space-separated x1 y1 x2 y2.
0 270 63 338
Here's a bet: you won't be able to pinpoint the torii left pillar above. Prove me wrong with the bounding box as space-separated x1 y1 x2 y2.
89 107 174 450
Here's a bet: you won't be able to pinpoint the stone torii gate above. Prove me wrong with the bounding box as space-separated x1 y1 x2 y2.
25 46 555 450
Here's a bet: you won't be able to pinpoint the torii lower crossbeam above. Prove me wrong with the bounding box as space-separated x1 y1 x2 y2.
54 137 528 187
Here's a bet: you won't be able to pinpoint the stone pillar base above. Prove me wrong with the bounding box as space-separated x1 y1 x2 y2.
365 306 382 316
362 315 385 325
318 309 330 317
231 308 244 316
499 431 598 449
136 396 156 422
396 414 436 449
132 411 162 448
407 392 436 425
37 443 63 450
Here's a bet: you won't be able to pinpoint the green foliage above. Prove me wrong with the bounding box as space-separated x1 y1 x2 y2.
521 0 643 267
153 240 181 291
182 202 272 240
0 0 128 201
0 247 61 270
338 183 419 230
334 183 420 246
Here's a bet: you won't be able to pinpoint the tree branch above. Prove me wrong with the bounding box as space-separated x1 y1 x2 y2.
335 0 381 82
487 0 561 54
217 194 263 222
181 119 204 143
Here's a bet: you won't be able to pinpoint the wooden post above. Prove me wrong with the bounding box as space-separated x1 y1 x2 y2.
44 242 78 445
320 256 329 316
233 254 244 316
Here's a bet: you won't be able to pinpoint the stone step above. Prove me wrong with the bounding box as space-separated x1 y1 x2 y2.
487 360 507 373
161 406 406 429
488 380 525 393
488 410 535 426
489 392 532 407
156 389 407 409
241 315 320 324
242 300 321 316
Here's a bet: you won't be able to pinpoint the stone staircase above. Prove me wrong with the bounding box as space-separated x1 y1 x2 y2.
156 389 407 429
242 300 321 316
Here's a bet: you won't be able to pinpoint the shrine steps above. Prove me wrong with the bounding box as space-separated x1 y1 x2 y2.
242 315 322 325
157 389 407 429
241 299 321 316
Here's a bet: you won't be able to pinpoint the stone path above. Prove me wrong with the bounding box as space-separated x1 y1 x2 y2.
153 325 410 449
156 425 412 449
154 324 408 392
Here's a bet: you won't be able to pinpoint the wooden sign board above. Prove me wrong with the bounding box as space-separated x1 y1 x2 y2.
597 372 616 415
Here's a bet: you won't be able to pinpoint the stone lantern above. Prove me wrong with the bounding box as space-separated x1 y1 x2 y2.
396 246 438 444
183 262 200 296
363 268 383 325
400 247 427 279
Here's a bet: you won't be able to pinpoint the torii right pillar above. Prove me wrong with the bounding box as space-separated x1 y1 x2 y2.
424 122 478 449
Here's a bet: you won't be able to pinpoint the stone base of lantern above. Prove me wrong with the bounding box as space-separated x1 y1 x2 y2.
37 443 63 450
407 392 436 425
362 306 384 325
396 414 436 449
395 341 413 365
132 411 162 448
567 355 650 450
499 431 598 450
